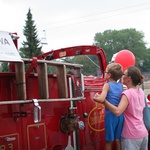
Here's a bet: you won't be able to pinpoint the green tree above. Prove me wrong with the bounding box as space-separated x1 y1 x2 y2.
93 28 150 72
0 62 9 72
19 8 42 58
69 55 100 76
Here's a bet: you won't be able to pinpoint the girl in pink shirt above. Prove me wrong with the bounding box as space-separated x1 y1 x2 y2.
101 66 148 150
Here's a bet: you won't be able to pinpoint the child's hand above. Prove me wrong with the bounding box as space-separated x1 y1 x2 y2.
93 93 100 99
93 93 105 104
93 93 102 102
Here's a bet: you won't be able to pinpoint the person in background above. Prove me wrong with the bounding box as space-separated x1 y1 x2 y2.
93 63 124 150
96 66 149 150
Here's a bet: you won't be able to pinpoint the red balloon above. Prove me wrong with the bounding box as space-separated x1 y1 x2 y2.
114 50 135 71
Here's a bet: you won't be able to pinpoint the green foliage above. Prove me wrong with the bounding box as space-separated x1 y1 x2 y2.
67 55 100 76
140 48 150 72
93 28 150 72
0 62 9 72
19 8 42 58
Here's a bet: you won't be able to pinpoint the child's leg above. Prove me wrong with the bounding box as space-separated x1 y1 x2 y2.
105 141 112 150
114 115 124 150
115 139 121 150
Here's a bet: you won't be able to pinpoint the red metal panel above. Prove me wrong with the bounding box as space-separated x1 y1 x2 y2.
27 123 47 149
0 133 20 150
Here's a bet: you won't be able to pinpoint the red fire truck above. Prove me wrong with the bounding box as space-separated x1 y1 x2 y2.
0 31 149 150
0 31 107 150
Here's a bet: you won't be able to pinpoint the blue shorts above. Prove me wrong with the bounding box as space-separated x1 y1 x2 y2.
105 112 124 142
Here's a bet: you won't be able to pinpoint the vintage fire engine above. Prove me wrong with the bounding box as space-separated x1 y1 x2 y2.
1 30 149 150
0 31 107 150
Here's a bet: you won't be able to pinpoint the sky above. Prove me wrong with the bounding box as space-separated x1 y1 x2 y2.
0 0 150 52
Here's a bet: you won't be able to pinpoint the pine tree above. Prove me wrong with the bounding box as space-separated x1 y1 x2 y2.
19 8 42 58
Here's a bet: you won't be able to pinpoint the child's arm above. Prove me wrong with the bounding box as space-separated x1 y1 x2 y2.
93 83 109 103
